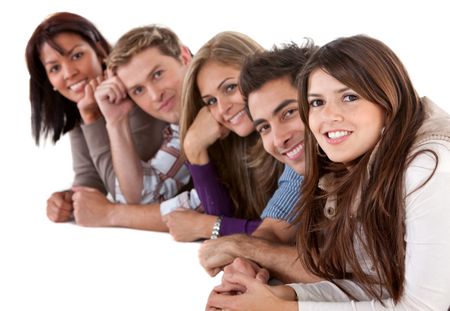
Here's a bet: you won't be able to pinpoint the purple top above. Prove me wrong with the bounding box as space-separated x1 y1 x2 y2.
187 162 261 235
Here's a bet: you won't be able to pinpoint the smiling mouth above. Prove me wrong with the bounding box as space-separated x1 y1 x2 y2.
283 143 304 160
159 97 174 112
326 130 351 139
228 110 246 125
68 79 87 92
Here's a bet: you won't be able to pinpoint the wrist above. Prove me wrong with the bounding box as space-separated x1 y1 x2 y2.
184 136 210 165
80 108 102 125
210 216 223 240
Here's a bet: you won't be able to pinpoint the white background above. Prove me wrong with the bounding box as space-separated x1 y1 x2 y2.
0 0 449 310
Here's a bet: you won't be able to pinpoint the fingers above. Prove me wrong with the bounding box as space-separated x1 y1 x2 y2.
47 192 73 222
94 76 127 106
223 271 255 289
255 268 270 284
207 267 222 277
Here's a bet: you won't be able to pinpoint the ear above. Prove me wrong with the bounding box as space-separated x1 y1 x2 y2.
180 45 193 65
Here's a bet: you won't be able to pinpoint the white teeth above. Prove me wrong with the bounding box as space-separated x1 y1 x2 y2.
327 131 350 139
69 80 86 92
229 110 245 125
286 144 303 159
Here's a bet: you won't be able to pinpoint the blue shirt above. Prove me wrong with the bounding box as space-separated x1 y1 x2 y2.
261 165 302 222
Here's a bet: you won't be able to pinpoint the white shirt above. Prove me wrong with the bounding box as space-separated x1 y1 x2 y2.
289 140 450 310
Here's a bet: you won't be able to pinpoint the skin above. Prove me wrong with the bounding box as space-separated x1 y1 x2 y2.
40 32 103 124
94 46 191 204
307 69 385 164
40 32 105 223
207 70 389 311
170 61 255 240
200 77 319 288
183 60 254 165
197 61 254 137
72 186 167 231
250 77 305 174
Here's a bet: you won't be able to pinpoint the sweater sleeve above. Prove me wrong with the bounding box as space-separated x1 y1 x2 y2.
187 162 234 217
220 217 262 236
70 125 107 194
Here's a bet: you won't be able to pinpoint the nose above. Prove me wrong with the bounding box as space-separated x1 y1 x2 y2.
146 84 162 102
217 98 232 116
272 123 291 149
62 62 78 80
321 101 344 122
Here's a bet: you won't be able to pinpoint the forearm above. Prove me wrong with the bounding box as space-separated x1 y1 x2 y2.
231 236 319 283
107 118 144 203
220 217 261 236
80 117 116 195
109 203 168 231
188 162 235 216
70 127 107 194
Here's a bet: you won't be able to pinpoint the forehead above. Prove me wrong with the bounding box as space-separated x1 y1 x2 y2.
308 69 345 93
40 32 90 61
248 76 297 119
116 46 180 87
197 61 240 91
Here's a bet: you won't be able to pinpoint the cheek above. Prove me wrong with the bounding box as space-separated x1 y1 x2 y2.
208 106 224 123
89 58 103 76
307 113 320 137
261 136 274 155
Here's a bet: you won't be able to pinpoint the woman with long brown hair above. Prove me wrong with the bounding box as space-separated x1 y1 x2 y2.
207 34 450 310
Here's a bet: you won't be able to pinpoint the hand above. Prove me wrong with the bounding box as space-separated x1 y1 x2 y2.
165 209 214 242
206 272 297 311
46 190 74 222
215 258 270 294
199 234 249 277
72 186 114 227
77 77 102 124
183 106 229 164
94 72 134 125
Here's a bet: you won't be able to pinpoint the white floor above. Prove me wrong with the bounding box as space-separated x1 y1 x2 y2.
0 196 220 310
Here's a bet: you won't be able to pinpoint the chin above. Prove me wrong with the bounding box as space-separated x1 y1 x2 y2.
234 126 254 137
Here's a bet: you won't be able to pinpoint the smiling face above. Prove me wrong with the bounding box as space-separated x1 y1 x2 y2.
196 61 254 137
307 69 385 164
116 46 190 124
248 76 305 174
40 32 103 103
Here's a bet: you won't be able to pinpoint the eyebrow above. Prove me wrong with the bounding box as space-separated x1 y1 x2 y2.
126 64 160 92
43 44 84 65
308 87 350 97
201 77 234 100
253 99 297 127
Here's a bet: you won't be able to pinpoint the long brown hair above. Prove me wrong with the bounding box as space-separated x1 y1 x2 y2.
26 12 110 145
180 31 282 219
295 35 427 302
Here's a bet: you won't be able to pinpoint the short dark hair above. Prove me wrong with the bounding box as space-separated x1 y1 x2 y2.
25 12 110 144
239 40 317 118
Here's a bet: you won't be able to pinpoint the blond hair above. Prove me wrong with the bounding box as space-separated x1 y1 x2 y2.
107 25 183 73
180 31 282 219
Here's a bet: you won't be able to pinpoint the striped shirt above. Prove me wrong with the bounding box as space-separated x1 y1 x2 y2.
115 124 191 204
261 165 303 222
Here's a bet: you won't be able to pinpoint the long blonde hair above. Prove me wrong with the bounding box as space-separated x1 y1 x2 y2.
180 31 282 219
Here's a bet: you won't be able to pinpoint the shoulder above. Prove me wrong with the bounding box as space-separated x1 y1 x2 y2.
405 140 450 212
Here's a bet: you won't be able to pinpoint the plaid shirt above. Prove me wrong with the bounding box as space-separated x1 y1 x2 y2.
115 124 191 204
